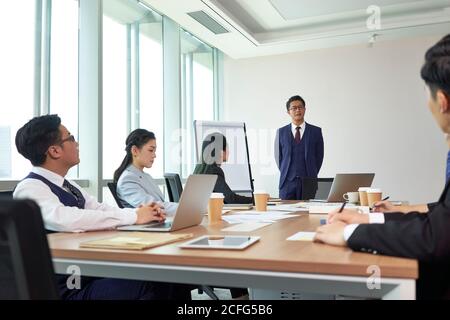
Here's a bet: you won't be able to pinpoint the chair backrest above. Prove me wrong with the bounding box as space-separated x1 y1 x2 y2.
0 190 13 200
164 173 183 202
107 182 124 208
0 199 59 299
301 178 334 200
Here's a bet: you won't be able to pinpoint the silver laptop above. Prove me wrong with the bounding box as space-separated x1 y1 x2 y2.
313 173 375 202
117 174 217 232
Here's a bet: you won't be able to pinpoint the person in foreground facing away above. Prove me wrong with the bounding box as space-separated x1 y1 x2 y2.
314 34 450 300
275 95 324 200
114 129 178 216
193 132 250 299
193 132 252 205
13 115 190 300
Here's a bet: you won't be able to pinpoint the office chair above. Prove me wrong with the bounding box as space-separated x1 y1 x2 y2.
0 199 59 299
0 190 13 200
301 177 334 200
107 182 124 209
164 173 183 202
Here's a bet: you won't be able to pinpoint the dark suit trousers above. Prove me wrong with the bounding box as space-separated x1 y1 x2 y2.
60 276 193 300
280 178 302 200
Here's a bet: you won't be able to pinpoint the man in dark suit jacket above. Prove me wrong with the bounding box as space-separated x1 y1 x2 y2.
275 95 324 200
314 34 450 299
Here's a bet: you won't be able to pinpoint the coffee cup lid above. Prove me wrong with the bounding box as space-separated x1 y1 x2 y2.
358 187 371 191
210 193 224 199
366 188 381 193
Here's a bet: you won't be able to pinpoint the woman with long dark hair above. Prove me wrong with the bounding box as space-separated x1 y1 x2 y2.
114 129 178 215
193 132 252 204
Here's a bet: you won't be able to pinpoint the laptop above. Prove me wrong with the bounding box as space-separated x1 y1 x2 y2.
117 174 217 232
312 173 375 202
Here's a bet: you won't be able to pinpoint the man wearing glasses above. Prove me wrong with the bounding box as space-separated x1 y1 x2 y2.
275 95 324 200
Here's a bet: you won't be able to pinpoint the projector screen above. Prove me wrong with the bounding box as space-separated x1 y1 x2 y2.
194 121 254 192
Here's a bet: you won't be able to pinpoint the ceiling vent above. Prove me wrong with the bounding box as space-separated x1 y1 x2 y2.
187 10 229 34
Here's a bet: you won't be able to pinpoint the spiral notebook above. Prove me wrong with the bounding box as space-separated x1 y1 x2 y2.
79 232 194 250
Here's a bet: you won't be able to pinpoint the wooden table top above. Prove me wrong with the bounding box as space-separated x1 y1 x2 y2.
48 212 418 279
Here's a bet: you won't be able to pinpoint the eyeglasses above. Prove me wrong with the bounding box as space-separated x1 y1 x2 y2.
59 135 76 145
289 106 305 111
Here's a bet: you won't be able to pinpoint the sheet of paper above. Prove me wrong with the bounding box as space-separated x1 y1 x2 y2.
308 205 369 214
287 231 316 241
270 205 309 212
222 213 299 224
222 222 272 232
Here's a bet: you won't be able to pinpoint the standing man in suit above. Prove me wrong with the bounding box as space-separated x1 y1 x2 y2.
275 95 324 200
314 34 450 299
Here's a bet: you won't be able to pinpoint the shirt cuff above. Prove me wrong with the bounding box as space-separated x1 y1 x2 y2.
343 224 359 241
121 208 138 226
368 213 385 224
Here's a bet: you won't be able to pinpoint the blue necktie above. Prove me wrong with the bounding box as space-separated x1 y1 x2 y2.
63 180 86 209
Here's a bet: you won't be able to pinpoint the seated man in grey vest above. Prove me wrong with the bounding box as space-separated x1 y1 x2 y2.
13 114 192 300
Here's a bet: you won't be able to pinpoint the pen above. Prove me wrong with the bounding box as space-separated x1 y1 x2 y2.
371 196 390 210
338 201 347 213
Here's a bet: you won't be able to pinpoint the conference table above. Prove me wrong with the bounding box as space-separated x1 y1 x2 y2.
48 210 417 300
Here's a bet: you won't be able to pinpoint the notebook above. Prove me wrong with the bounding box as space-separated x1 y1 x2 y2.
79 232 194 250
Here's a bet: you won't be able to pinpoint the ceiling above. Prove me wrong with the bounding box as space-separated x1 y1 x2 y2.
142 0 450 59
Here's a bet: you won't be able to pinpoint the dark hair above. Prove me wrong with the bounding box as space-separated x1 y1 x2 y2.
15 114 62 166
113 129 156 183
420 34 450 98
286 95 306 111
200 132 227 165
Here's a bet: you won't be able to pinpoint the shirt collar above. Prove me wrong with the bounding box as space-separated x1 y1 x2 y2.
32 166 65 188
291 122 306 131
127 164 146 177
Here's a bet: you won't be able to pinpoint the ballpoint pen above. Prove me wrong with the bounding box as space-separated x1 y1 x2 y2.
338 201 347 213
371 196 390 210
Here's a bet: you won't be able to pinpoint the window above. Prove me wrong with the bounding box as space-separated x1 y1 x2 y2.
0 2 37 179
137 12 163 178
103 0 163 179
50 0 79 178
102 3 129 179
180 31 215 178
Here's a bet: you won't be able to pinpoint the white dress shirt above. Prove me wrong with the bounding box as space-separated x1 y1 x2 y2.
343 212 385 241
291 122 306 139
13 166 137 232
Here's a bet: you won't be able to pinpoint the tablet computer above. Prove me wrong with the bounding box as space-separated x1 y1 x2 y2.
179 235 260 250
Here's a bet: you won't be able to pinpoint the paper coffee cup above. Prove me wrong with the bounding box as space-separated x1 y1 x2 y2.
254 190 269 212
366 188 382 207
358 187 371 206
208 193 224 224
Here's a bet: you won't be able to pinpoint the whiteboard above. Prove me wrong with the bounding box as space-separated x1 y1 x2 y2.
194 121 254 192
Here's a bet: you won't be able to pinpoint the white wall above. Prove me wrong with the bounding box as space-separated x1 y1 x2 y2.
223 35 448 204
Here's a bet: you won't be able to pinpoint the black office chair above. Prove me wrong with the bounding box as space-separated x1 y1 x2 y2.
0 190 13 200
301 177 334 200
107 182 124 209
0 199 59 299
164 173 183 202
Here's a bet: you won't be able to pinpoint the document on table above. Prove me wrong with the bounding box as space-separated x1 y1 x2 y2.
222 222 272 232
308 205 369 214
287 231 316 241
270 205 309 212
222 213 299 224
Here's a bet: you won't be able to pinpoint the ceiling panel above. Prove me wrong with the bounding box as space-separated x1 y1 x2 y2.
269 0 422 20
